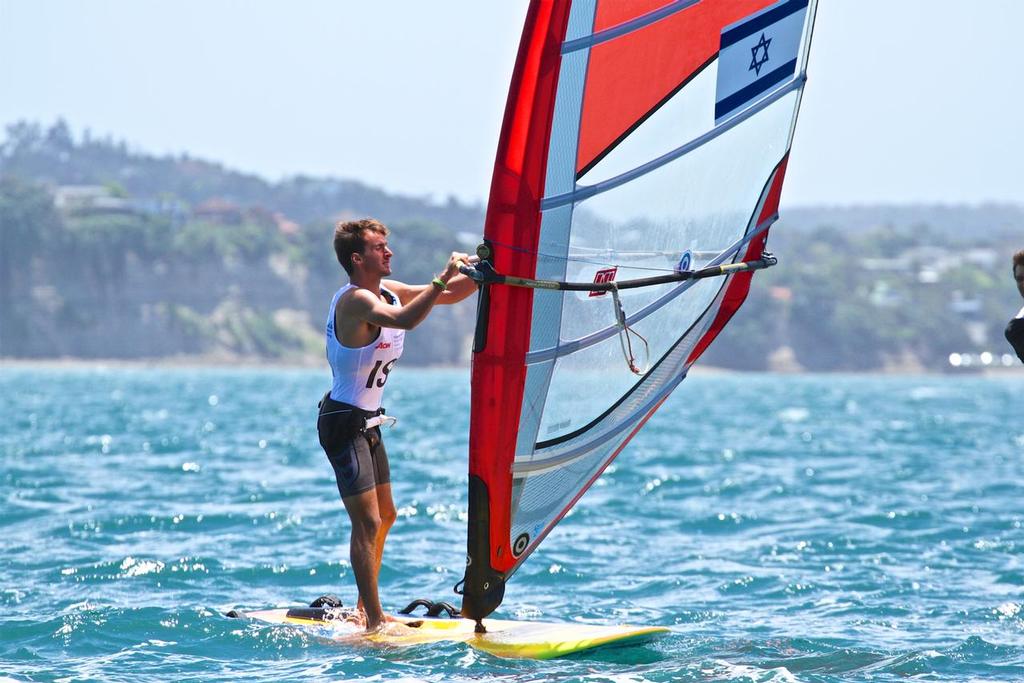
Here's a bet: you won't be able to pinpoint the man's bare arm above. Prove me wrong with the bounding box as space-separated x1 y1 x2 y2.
347 252 468 330
385 272 476 306
343 286 441 331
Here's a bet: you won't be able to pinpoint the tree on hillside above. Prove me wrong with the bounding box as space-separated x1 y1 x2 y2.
0 176 62 354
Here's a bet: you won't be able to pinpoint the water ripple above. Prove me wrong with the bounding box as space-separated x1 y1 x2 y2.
1 368 1022 681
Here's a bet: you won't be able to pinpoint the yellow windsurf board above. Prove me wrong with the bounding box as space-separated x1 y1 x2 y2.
230 606 667 660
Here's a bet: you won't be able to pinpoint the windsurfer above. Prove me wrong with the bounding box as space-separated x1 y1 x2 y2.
1005 249 1024 363
318 218 474 631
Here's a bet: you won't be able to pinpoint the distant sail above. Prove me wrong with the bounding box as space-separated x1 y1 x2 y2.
461 0 818 621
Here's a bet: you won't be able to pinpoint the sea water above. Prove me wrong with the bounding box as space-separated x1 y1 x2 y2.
1 367 1021 682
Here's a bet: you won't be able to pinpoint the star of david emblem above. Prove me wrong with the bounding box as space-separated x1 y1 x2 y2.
749 32 772 76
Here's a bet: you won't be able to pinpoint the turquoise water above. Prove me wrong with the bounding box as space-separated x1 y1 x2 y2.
1 367 1022 682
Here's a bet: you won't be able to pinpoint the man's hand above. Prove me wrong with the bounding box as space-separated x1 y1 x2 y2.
439 252 471 285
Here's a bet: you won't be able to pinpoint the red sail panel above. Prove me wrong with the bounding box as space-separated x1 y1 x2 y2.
592 0 686 30
469 0 573 580
577 0 775 175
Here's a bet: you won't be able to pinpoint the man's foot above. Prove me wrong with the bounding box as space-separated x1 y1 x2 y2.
363 609 387 632
373 620 417 636
341 610 366 628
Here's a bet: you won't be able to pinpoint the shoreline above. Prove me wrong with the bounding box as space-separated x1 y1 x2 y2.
2 356 1021 376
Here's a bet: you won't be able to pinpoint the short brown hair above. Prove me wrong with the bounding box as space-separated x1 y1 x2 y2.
333 218 389 274
1014 249 1024 270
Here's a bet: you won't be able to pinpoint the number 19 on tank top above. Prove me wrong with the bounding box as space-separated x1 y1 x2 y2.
366 359 397 389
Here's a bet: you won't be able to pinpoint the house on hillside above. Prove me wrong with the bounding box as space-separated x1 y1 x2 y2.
192 199 294 234
193 198 245 225
53 185 137 216
53 185 186 225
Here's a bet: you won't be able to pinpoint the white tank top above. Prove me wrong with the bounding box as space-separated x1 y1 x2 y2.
326 283 405 411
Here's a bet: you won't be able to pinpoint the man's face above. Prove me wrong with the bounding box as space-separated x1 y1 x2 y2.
1015 263 1024 299
358 232 392 276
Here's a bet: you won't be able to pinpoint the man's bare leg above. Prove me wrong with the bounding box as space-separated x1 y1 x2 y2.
372 484 398 576
341 488 386 630
356 484 397 616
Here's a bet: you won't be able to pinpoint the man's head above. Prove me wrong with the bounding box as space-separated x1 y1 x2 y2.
1014 249 1024 299
334 218 392 277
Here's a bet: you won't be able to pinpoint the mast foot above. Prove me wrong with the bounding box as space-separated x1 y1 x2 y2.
474 619 486 634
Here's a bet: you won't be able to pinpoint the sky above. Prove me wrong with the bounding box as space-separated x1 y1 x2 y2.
2 1 1022 208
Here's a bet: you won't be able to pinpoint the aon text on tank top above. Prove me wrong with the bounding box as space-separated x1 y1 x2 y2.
325 284 406 411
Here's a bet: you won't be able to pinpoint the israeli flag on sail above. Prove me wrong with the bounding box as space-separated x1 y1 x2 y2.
714 0 809 123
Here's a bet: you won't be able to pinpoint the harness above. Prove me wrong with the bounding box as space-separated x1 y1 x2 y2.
318 392 397 448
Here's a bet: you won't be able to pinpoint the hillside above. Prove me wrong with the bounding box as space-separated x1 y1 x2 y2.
0 121 481 365
1 120 1022 372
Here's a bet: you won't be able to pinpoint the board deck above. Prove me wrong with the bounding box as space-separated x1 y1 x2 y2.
232 606 667 660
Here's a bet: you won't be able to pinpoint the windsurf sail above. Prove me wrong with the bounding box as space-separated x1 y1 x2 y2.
460 0 818 621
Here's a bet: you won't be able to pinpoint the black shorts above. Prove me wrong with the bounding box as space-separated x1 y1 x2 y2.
317 394 391 498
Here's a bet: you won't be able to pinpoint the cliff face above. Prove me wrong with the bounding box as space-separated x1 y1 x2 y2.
12 246 475 365
0 122 481 365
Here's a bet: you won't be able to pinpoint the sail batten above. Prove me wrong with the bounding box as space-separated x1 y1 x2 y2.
561 0 702 54
462 0 818 622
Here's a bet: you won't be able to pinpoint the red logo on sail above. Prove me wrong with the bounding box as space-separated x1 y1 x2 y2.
589 267 618 297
